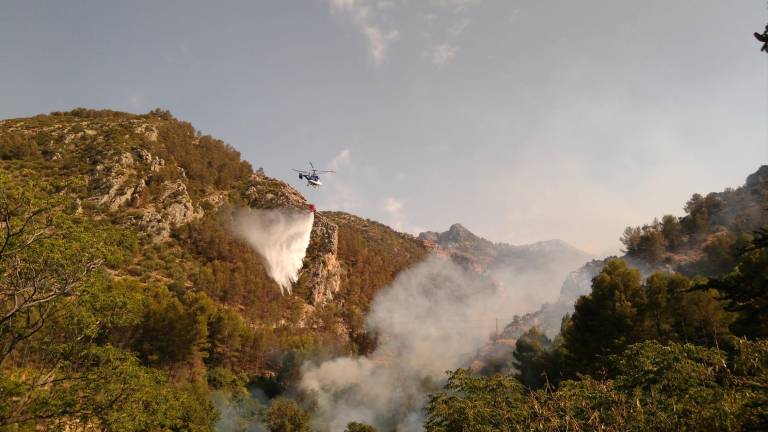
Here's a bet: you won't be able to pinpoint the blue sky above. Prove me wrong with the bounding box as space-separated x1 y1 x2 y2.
1 0 766 253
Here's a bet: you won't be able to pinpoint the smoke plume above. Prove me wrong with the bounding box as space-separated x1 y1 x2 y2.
300 254 529 431
233 208 314 294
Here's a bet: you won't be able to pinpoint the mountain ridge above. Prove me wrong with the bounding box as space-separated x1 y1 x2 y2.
418 223 593 282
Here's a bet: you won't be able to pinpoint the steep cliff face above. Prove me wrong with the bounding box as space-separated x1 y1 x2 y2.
299 214 342 306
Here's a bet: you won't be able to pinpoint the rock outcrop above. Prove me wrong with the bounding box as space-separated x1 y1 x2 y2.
300 214 342 305
242 172 342 306
92 149 204 240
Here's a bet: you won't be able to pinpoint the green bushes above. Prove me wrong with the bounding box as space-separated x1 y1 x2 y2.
0 174 221 430
0 131 41 160
264 398 310 432
512 259 733 384
427 340 768 432
153 120 252 196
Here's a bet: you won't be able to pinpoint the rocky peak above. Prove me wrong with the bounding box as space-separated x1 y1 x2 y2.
746 165 768 189
243 173 307 211
443 223 480 243
419 223 494 252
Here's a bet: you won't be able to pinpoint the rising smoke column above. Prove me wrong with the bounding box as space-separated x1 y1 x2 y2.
300 255 518 432
233 208 314 294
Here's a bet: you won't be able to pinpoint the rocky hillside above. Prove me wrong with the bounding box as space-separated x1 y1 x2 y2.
0 108 430 378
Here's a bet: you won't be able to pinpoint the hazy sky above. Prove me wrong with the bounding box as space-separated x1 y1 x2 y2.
1 1 766 253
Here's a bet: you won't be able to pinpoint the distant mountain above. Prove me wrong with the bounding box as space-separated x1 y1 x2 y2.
419 224 591 270
419 224 594 315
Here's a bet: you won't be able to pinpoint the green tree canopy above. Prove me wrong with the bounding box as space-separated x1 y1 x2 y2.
264 397 310 432
704 229 768 339
425 340 768 431
563 259 645 374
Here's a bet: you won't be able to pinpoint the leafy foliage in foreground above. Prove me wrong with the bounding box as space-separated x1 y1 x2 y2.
427 340 768 432
510 259 734 387
702 238 768 339
0 174 218 430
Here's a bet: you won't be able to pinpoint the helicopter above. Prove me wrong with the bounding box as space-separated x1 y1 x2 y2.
293 162 335 187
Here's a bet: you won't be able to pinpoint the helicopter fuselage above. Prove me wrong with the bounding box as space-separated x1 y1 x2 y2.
294 163 334 188
299 173 322 186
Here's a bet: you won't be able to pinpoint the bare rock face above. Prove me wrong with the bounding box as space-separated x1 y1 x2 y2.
135 148 165 172
418 223 497 269
93 149 205 241
300 214 341 306
134 123 158 142
243 172 307 210
95 152 142 210
139 180 203 241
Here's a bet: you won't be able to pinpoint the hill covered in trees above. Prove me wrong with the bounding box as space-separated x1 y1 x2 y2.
0 109 431 430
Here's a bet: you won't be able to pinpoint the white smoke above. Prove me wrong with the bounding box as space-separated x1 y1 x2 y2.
300 255 525 432
211 389 267 432
233 208 314 294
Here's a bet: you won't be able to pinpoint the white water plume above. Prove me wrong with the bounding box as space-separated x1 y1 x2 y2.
300 254 522 432
233 208 314 294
